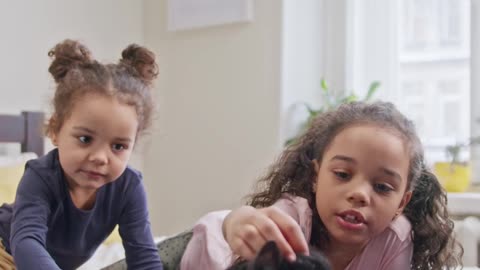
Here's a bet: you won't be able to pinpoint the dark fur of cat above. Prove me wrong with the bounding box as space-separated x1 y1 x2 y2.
227 241 331 270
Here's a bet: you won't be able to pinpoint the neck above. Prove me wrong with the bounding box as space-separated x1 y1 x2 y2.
69 188 97 210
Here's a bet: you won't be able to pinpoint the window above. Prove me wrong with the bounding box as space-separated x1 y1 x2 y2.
397 0 470 164
283 1 478 178
324 0 475 170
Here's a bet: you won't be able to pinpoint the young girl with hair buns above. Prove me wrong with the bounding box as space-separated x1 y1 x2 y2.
0 39 162 269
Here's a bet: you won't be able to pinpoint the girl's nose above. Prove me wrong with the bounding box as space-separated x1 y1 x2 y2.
89 147 108 165
347 181 371 206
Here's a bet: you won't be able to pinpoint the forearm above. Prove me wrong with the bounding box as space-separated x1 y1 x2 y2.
13 238 60 270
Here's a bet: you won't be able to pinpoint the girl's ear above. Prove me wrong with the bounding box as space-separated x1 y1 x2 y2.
312 159 320 172
48 116 59 146
396 190 412 214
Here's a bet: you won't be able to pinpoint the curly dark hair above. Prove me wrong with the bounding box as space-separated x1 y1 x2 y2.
247 101 463 270
46 39 158 137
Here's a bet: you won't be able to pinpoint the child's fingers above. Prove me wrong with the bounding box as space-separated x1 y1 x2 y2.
263 206 309 258
230 235 257 260
239 224 269 255
252 212 296 260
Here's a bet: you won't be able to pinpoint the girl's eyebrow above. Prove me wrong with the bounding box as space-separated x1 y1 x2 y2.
114 137 132 143
72 126 95 134
330 155 356 164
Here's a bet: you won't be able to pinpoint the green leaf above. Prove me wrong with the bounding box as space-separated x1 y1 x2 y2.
284 137 296 146
364 81 380 101
284 78 381 146
320 78 328 92
303 103 315 115
303 103 323 117
343 94 358 103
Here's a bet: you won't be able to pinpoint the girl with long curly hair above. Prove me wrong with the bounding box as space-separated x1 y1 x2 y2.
181 101 462 270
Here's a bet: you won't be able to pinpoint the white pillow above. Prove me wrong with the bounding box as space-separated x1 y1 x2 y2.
0 152 38 167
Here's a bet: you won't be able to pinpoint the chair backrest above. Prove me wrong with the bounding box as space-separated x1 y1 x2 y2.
0 111 44 156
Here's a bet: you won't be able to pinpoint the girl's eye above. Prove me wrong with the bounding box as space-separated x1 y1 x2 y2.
334 171 350 180
112 144 127 151
78 136 92 144
374 183 393 193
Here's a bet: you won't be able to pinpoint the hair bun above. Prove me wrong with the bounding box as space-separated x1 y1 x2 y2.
48 39 93 83
121 44 158 85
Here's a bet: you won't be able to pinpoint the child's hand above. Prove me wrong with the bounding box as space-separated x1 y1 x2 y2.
222 205 309 261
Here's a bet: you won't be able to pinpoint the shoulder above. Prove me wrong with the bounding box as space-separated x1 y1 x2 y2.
369 214 412 248
122 165 143 183
362 215 413 266
111 166 143 190
388 214 412 242
348 215 413 269
25 148 60 175
19 149 64 196
273 194 313 241
106 166 146 204
273 194 312 217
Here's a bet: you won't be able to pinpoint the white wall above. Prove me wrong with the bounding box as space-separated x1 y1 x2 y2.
0 0 314 236
0 0 144 164
143 0 283 235
281 0 324 142
0 1 144 113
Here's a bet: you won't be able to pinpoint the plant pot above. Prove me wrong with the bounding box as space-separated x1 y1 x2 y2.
434 162 471 193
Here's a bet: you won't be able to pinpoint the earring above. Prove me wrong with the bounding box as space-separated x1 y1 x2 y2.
392 212 400 220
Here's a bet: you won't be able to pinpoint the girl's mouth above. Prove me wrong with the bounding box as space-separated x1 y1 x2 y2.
336 210 367 230
81 170 106 179
342 214 363 224
338 210 366 224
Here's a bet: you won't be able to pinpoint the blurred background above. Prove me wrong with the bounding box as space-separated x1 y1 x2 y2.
0 0 477 237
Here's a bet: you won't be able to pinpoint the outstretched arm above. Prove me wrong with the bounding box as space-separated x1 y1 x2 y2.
180 195 310 270
11 168 61 270
119 179 162 269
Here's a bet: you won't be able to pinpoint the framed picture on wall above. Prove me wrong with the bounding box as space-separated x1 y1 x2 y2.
167 0 253 31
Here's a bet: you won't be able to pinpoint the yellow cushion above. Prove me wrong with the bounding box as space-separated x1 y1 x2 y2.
0 162 26 203
104 225 122 245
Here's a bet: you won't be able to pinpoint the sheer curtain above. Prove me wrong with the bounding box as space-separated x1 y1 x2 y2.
318 0 478 182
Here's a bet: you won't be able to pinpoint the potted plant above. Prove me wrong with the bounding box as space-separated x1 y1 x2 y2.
285 79 380 145
434 137 480 192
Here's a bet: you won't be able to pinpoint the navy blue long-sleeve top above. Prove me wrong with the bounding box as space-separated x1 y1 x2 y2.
0 149 162 269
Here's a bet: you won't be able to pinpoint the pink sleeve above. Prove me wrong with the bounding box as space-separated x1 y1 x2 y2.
180 210 234 270
272 195 313 241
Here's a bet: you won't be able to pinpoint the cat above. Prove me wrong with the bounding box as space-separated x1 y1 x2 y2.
227 241 331 270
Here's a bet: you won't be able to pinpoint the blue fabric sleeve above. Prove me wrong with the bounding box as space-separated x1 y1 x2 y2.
10 167 61 270
119 176 162 269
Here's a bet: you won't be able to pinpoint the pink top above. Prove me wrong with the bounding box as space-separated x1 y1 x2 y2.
180 195 413 270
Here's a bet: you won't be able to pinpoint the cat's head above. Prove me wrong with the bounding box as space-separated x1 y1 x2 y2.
227 241 331 270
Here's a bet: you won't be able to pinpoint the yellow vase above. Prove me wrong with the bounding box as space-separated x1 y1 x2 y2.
433 162 471 192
